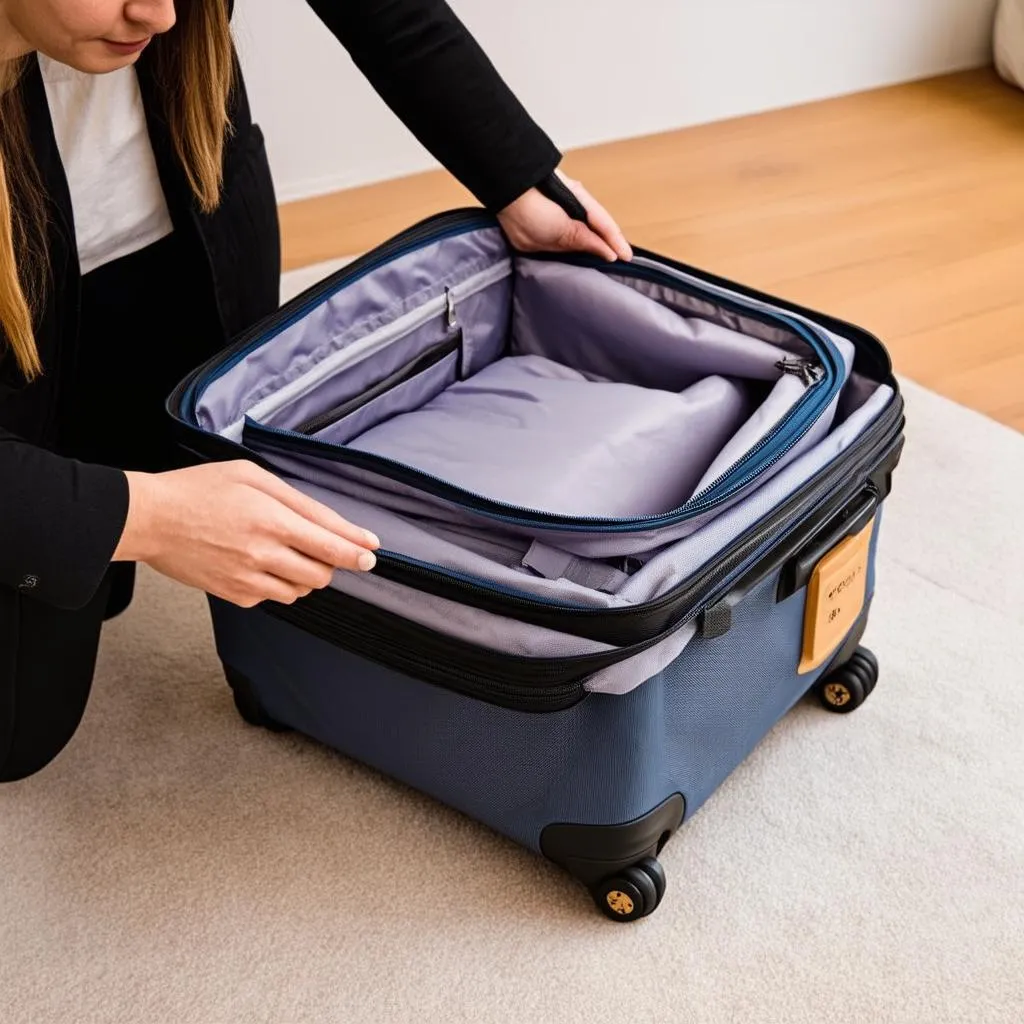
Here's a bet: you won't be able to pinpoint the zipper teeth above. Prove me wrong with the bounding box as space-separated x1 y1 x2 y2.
270 596 588 702
381 552 580 607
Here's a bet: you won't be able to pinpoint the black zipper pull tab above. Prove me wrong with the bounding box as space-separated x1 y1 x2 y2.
800 360 823 386
445 287 457 329
776 357 821 386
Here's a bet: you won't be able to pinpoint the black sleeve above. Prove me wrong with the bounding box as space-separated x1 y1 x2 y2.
0 425 130 610
303 0 563 213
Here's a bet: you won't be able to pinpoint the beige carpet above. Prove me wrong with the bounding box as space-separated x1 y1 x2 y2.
1 264 1022 1023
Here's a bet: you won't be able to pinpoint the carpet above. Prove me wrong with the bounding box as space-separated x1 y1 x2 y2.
1 262 1021 1024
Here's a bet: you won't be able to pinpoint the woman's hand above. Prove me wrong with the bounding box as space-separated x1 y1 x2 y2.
113 461 380 608
497 170 633 263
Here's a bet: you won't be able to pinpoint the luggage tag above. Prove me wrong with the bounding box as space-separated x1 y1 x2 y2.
798 517 875 674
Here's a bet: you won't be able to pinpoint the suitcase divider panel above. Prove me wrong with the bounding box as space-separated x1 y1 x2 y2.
241 413 902 703
230 249 851 539
190 216 508 433
232 381 900 664
222 257 512 441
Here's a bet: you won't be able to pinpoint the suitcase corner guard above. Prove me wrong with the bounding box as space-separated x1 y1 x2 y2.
540 795 685 921
539 793 685 887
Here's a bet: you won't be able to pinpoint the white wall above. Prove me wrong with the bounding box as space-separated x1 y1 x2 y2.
231 0 1000 203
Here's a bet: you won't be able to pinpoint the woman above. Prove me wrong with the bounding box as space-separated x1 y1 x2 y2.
0 0 632 782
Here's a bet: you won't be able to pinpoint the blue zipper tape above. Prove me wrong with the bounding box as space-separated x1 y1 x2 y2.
192 218 845 533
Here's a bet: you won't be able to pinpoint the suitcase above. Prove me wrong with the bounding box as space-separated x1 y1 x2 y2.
167 207 905 922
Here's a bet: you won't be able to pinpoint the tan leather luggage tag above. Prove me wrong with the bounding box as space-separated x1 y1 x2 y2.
799 518 874 674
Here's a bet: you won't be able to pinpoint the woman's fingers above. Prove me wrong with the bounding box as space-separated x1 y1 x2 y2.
139 462 382 611
257 470 380 549
578 190 633 262
257 545 338 590
239 463 381 565
561 219 619 262
283 514 379 572
557 172 633 262
247 574 314 607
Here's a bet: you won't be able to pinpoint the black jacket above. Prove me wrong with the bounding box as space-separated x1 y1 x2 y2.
0 0 562 611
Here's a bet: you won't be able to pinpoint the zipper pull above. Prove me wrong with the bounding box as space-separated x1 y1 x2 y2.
775 357 822 386
444 287 458 329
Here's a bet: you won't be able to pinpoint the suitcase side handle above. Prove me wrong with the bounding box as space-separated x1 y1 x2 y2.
775 489 879 603
697 486 881 640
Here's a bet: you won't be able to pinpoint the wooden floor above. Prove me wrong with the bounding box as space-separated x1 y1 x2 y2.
279 69 1024 431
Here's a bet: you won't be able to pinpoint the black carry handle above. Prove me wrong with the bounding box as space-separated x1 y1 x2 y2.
535 171 591 225
775 488 879 602
698 487 881 640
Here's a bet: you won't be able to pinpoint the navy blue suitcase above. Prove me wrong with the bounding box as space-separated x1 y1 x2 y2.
168 209 904 921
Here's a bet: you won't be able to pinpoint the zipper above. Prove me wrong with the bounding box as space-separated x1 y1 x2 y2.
776 357 822 387
445 286 458 329
293 329 463 435
447 287 467 378
263 588 587 712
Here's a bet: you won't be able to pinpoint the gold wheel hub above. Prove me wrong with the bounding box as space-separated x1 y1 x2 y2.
606 890 635 916
824 682 852 706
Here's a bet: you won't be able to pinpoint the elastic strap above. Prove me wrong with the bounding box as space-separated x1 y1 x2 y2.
521 541 628 594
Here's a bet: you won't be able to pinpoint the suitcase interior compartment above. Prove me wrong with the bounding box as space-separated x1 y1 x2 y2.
189 222 897 628
199 226 852 501
317 260 834 516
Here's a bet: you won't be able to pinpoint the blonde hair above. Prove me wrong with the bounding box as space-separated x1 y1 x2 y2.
0 0 234 381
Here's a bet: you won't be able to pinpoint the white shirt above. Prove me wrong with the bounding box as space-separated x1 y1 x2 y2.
38 54 174 277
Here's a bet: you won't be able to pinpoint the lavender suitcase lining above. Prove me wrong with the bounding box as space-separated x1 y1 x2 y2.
192 227 893 652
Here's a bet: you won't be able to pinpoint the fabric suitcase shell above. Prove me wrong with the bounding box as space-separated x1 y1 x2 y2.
167 208 905 920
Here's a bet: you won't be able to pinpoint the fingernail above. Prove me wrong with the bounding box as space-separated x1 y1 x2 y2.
364 532 380 548
358 552 377 572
